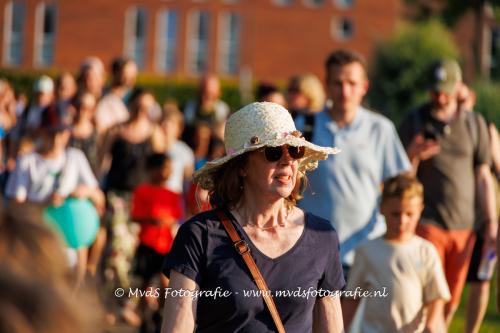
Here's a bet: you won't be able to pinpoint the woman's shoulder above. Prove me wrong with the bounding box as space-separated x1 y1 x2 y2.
304 211 336 231
180 209 222 232
66 147 85 157
303 211 340 243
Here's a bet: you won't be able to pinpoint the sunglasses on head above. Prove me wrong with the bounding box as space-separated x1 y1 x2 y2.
263 145 306 162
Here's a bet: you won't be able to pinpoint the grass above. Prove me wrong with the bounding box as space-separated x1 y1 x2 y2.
450 273 500 332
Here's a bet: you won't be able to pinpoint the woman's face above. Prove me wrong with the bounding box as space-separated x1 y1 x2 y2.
242 146 299 200
80 93 96 117
139 93 155 114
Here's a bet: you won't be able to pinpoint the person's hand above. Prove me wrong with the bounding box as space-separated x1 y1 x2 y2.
6 157 16 172
483 221 498 256
158 216 177 228
71 185 91 199
91 189 106 217
51 193 65 207
407 134 440 163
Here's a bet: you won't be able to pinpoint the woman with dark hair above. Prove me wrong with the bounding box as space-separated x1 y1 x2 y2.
161 102 344 332
77 57 105 100
69 92 105 278
99 89 163 325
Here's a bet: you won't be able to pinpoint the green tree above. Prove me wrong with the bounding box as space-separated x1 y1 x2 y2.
472 80 500 127
406 0 500 78
368 20 459 123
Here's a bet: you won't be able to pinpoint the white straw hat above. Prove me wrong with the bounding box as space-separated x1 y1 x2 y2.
193 102 339 190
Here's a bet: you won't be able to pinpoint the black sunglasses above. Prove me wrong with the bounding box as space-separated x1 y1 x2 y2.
263 146 305 162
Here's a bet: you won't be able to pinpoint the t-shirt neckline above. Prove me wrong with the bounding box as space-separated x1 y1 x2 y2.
223 208 309 262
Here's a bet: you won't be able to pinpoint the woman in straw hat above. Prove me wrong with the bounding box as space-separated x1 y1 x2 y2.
161 102 344 332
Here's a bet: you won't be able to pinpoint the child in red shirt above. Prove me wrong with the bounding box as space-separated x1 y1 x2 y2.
131 153 183 330
131 153 183 285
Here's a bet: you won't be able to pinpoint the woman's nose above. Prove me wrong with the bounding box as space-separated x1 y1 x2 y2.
279 147 294 164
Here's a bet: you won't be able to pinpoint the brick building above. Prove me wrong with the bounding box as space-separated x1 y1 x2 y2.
0 0 401 82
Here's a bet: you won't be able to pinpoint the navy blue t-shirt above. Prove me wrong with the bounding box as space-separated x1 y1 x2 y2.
163 208 345 333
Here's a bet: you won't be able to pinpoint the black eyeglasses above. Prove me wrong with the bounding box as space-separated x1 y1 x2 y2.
263 145 305 162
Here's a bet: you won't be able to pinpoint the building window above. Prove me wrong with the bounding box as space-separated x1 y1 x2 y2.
3 2 25 66
125 7 147 69
156 10 179 72
331 17 354 40
188 11 210 74
273 0 294 6
304 0 324 7
336 0 354 8
219 12 240 75
34 3 57 67
490 27 500 79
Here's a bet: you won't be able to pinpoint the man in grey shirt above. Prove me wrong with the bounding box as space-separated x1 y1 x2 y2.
398 59 497 326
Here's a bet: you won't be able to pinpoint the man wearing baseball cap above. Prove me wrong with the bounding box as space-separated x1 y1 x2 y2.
398 59 497 326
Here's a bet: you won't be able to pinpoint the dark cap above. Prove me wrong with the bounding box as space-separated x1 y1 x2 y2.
40 104 71 132
429 59 462 94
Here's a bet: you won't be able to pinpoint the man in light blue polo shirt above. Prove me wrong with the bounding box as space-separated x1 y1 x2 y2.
295 49 411 272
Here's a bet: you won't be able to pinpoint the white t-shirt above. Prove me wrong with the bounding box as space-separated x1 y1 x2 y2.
166 140 194 193
95 92 129 133
347 236 451 333
6 148 98 203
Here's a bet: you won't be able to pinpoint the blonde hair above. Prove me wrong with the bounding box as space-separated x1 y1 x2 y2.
297 73 325 112
382 173 423 203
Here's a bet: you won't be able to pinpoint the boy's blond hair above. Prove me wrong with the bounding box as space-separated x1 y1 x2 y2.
382 173 423 203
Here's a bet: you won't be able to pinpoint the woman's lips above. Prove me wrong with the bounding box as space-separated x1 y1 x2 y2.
274 174 292 184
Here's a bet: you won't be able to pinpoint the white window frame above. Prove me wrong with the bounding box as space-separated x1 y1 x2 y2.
218 12 240 75
155 9 179 72
186 10 210 75
34 2 57 68
272 0 294 7
2 1 25 66
124 6 147 69
331 16 354 41
335 0 354 9
303 0 325 8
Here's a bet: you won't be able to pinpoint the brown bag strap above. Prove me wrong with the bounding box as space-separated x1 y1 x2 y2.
216 210 286 333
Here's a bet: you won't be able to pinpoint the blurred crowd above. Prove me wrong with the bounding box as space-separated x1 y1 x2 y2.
0 51 499 333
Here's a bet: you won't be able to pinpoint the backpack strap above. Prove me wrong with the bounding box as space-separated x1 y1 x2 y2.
215 210 286 333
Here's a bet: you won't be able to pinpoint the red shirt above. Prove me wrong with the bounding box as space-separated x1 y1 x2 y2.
131 184 183 254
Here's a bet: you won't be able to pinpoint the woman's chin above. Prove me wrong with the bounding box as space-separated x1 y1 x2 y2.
273 186 294 199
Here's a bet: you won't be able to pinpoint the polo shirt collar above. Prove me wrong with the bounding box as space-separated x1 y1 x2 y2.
323 106 365 133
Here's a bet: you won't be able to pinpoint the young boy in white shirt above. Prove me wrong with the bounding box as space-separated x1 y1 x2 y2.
343 173 450 333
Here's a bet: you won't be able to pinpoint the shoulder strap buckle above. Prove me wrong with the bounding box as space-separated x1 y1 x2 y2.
234 239 250 255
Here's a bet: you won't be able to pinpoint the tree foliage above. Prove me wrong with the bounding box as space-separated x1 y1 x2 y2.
472 80 500 127
368 20 459 123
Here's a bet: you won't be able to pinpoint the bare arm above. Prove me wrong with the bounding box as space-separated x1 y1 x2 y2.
312 296 344 333
476 164 498 248
97 126 118 178
161 270 198 333
423 299 446 333
488 123 500 179
340 298 359 330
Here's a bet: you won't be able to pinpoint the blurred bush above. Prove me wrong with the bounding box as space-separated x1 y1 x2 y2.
368 20 459 124
472 80 500 127
0 69 243 112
